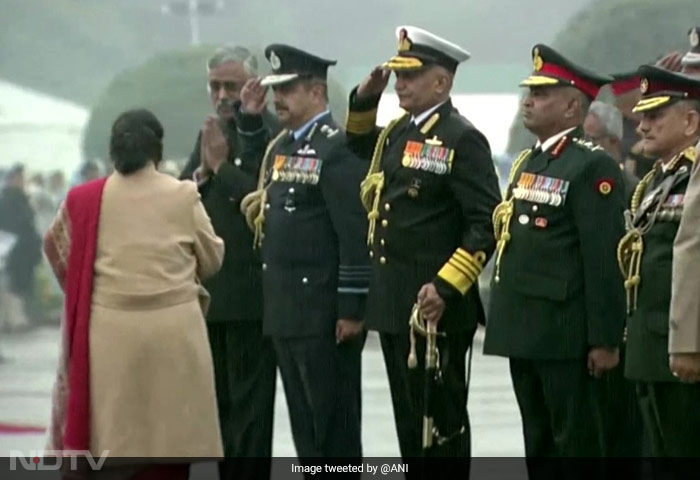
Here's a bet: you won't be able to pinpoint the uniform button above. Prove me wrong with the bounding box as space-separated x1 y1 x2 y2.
262 263 267 271
380 256 387 265
384 203 391 212
369 251 374 258
265 203 270 211
532 205 538 212
234 158 242 167
382 219 389 228
302 277 309 285
289 187 295 194
380 239 385 246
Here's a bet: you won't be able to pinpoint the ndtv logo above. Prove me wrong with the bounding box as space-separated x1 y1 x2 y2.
9 451 110 471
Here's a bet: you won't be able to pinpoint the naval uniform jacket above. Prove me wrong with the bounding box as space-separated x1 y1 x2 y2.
346 90 501 334
485 126 626 359
239 111 370 338
624 148 695 382
180 110 277 322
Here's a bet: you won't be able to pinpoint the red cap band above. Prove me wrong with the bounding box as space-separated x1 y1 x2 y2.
539 63 601 98
611 76 640 96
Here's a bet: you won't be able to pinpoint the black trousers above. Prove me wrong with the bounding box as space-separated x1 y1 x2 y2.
637 381 700 458
207 321 277 480
273 333 364 461
596 346 644 458
509 358 604 480
379 328 473 479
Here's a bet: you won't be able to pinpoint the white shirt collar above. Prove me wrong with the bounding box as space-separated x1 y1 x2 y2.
293 110 331 140
411 100 447 126
535 127 577 153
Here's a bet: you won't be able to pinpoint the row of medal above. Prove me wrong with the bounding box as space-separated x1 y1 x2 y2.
401 140 453 175
271 155 323 185
512 172 570 207
654 194 685 222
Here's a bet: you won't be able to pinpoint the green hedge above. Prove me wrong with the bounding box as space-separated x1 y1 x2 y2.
83 46 348 164
506 0 700 154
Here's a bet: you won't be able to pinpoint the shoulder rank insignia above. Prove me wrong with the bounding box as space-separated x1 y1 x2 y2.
572 137 604 152
401 140 454 175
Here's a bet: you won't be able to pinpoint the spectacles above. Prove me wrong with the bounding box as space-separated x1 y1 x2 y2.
208 80 242 94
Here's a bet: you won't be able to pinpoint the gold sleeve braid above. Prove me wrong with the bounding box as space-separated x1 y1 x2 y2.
491 149 532 283
360 114 408 246
239 129 290 249
346 108 379 135
437 248 487 295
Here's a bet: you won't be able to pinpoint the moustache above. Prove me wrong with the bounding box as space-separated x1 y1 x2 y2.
274 103 288 111
217 99 238 112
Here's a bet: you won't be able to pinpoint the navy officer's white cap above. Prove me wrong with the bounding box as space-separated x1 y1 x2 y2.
382 26 470 73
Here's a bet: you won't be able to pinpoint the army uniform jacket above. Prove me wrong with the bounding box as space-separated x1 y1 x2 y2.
239 111 370 338
484 127 626 360
180 111 274 322
622 147 695 382
346 90 501 334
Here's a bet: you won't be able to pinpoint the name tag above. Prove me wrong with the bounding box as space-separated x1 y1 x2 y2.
401 141 453 175
512 173 570 207
271 155 323 184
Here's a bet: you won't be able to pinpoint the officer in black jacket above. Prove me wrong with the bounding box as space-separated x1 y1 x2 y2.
484 45 626 476
239 44 369 464
345 26 500 473
179 46 276 480
620 66 700 462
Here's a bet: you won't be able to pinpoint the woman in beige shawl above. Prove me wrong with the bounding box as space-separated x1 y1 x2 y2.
44 109 224 479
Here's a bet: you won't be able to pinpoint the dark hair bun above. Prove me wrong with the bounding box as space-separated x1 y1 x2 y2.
109 109 164 175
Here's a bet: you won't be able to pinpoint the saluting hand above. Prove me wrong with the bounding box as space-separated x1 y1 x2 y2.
587 347 619 379
670 353 700 383
240 77 268 115
417 283 445 325
357 67 391 100
201 115 228 173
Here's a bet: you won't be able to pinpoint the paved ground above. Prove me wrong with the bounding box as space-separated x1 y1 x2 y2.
0 325 525 460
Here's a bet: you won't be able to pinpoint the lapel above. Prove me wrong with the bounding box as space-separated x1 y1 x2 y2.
526 126 583 174
384 100 453 180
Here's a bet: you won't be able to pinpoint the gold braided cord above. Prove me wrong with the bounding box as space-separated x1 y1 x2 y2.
617 147 694 313
617 164 657 313
360 114 407 245
239 129 289 249
492 148 532 282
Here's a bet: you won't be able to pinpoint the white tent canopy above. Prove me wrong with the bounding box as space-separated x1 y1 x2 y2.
0 80 88 177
